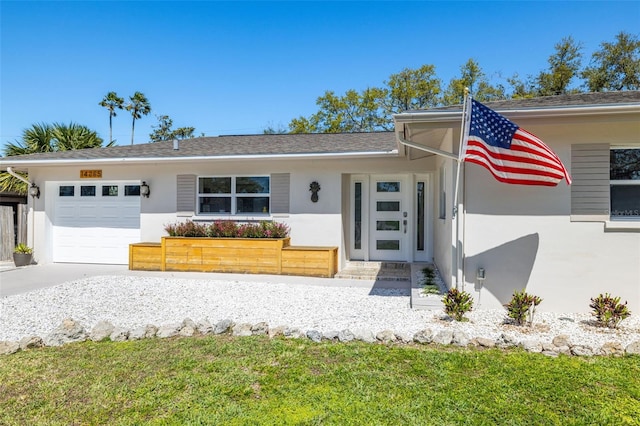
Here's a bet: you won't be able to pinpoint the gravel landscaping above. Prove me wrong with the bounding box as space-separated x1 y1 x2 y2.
1 275 639 355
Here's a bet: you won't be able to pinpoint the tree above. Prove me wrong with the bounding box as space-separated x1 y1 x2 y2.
126 92 151 145
263 122 289 134
288 65 441 133
148 114 196 142
535 37 583 96
381 65 441 115
507 73 537 99
173 126 195 140
582 31 640 91
50 122 107 151
149 114 174 142
442 59 506 105
288 88 388 134
3 122 55 156
98 91 124 144
288 116 316 134
1 123 107 194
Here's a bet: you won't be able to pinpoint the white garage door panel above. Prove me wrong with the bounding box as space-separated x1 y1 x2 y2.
52 182 141 264
54 227 140 263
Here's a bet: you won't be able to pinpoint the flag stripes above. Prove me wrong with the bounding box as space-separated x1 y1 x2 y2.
463 99 572 186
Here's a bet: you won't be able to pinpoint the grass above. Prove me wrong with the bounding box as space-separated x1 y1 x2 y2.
1 335 639 425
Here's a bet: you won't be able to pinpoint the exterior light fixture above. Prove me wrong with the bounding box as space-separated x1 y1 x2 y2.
29 183 40 199
140 181 150 198
477 267 486 281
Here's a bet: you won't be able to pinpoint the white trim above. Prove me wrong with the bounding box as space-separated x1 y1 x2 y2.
604 221 640 231
394 104 640 124
349 175 368 261
196 175 271 216
413 174 433 262
1 150 399 168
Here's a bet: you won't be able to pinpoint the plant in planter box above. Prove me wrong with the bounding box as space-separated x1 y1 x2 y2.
13 243 34 267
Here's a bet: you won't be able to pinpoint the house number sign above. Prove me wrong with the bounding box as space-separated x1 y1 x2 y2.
80 170 102 178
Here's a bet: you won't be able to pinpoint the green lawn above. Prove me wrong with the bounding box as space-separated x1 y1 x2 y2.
1 335 639 425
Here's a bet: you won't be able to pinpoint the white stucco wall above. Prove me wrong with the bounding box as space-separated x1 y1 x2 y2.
25 154 436 269
460 119 640 313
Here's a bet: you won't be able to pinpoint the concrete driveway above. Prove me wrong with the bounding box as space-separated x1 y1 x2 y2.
0 263 132 297
0 262 408 298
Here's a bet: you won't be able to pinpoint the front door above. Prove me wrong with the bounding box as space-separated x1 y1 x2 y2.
369 176 408 261
350 174 432 262
350 175 410 261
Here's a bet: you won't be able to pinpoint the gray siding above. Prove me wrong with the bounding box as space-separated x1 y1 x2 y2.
270 173 290 214
176 174 196 213
570 143 610 221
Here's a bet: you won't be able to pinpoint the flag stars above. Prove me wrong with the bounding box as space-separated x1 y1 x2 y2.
469 100 518 149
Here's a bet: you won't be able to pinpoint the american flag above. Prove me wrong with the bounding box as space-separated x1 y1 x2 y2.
463 99 572 186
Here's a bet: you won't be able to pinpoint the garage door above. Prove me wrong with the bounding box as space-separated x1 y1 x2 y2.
53 182 141 264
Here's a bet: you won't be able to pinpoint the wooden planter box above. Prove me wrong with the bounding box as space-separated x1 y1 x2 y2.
282 246 338 278
129 242 162 271
162 236 290 274
129 237 338 278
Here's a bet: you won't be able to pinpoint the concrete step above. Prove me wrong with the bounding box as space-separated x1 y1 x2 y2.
335 261 411 281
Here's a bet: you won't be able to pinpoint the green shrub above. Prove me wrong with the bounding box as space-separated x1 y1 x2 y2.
164 220 208 237
164 220 290 239
589 293 631 328
442 288 474 321
208 220 240 237
13 243 33 254
505 290 542 326
421 266 440 295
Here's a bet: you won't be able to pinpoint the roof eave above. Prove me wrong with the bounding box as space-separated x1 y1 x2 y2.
0 150 399 168
393 104 640 124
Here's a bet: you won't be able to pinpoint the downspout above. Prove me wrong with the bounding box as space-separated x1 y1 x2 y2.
6 166 30 185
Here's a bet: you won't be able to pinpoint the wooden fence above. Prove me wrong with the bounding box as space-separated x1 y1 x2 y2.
0 204 27 260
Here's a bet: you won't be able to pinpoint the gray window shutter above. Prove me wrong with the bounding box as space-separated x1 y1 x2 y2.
177 174 196 214
571 144 610 222
270 173 290 214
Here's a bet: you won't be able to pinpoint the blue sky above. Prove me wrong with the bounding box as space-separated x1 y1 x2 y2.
1 1 639 148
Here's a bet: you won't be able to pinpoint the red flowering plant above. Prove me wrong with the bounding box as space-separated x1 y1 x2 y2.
164 220 290 239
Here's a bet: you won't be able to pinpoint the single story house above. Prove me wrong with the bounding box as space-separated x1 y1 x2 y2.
1 91 638 312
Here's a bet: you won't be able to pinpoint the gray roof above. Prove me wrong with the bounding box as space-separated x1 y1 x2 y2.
1 132 397 163
413 90 640 113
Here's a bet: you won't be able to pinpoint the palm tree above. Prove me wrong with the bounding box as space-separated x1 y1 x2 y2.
126 92 151 145
1 122 107 194
3 122 55 156
51 122 107 151
99 91 124 144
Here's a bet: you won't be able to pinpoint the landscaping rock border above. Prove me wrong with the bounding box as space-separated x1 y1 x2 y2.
1 317 639 357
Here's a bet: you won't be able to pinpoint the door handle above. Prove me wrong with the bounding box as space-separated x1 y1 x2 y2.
403 219 407 234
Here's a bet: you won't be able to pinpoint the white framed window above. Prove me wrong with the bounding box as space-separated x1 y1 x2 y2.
197 176 270 215
438 166 446 219
610 148 640 220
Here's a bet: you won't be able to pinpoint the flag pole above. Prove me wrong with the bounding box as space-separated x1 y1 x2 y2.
453 88 471 218
453 88 471 289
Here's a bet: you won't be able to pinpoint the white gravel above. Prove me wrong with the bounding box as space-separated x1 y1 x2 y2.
1 275 639 350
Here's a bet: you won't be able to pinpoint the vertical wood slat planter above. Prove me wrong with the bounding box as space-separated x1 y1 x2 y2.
129 237 338 278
